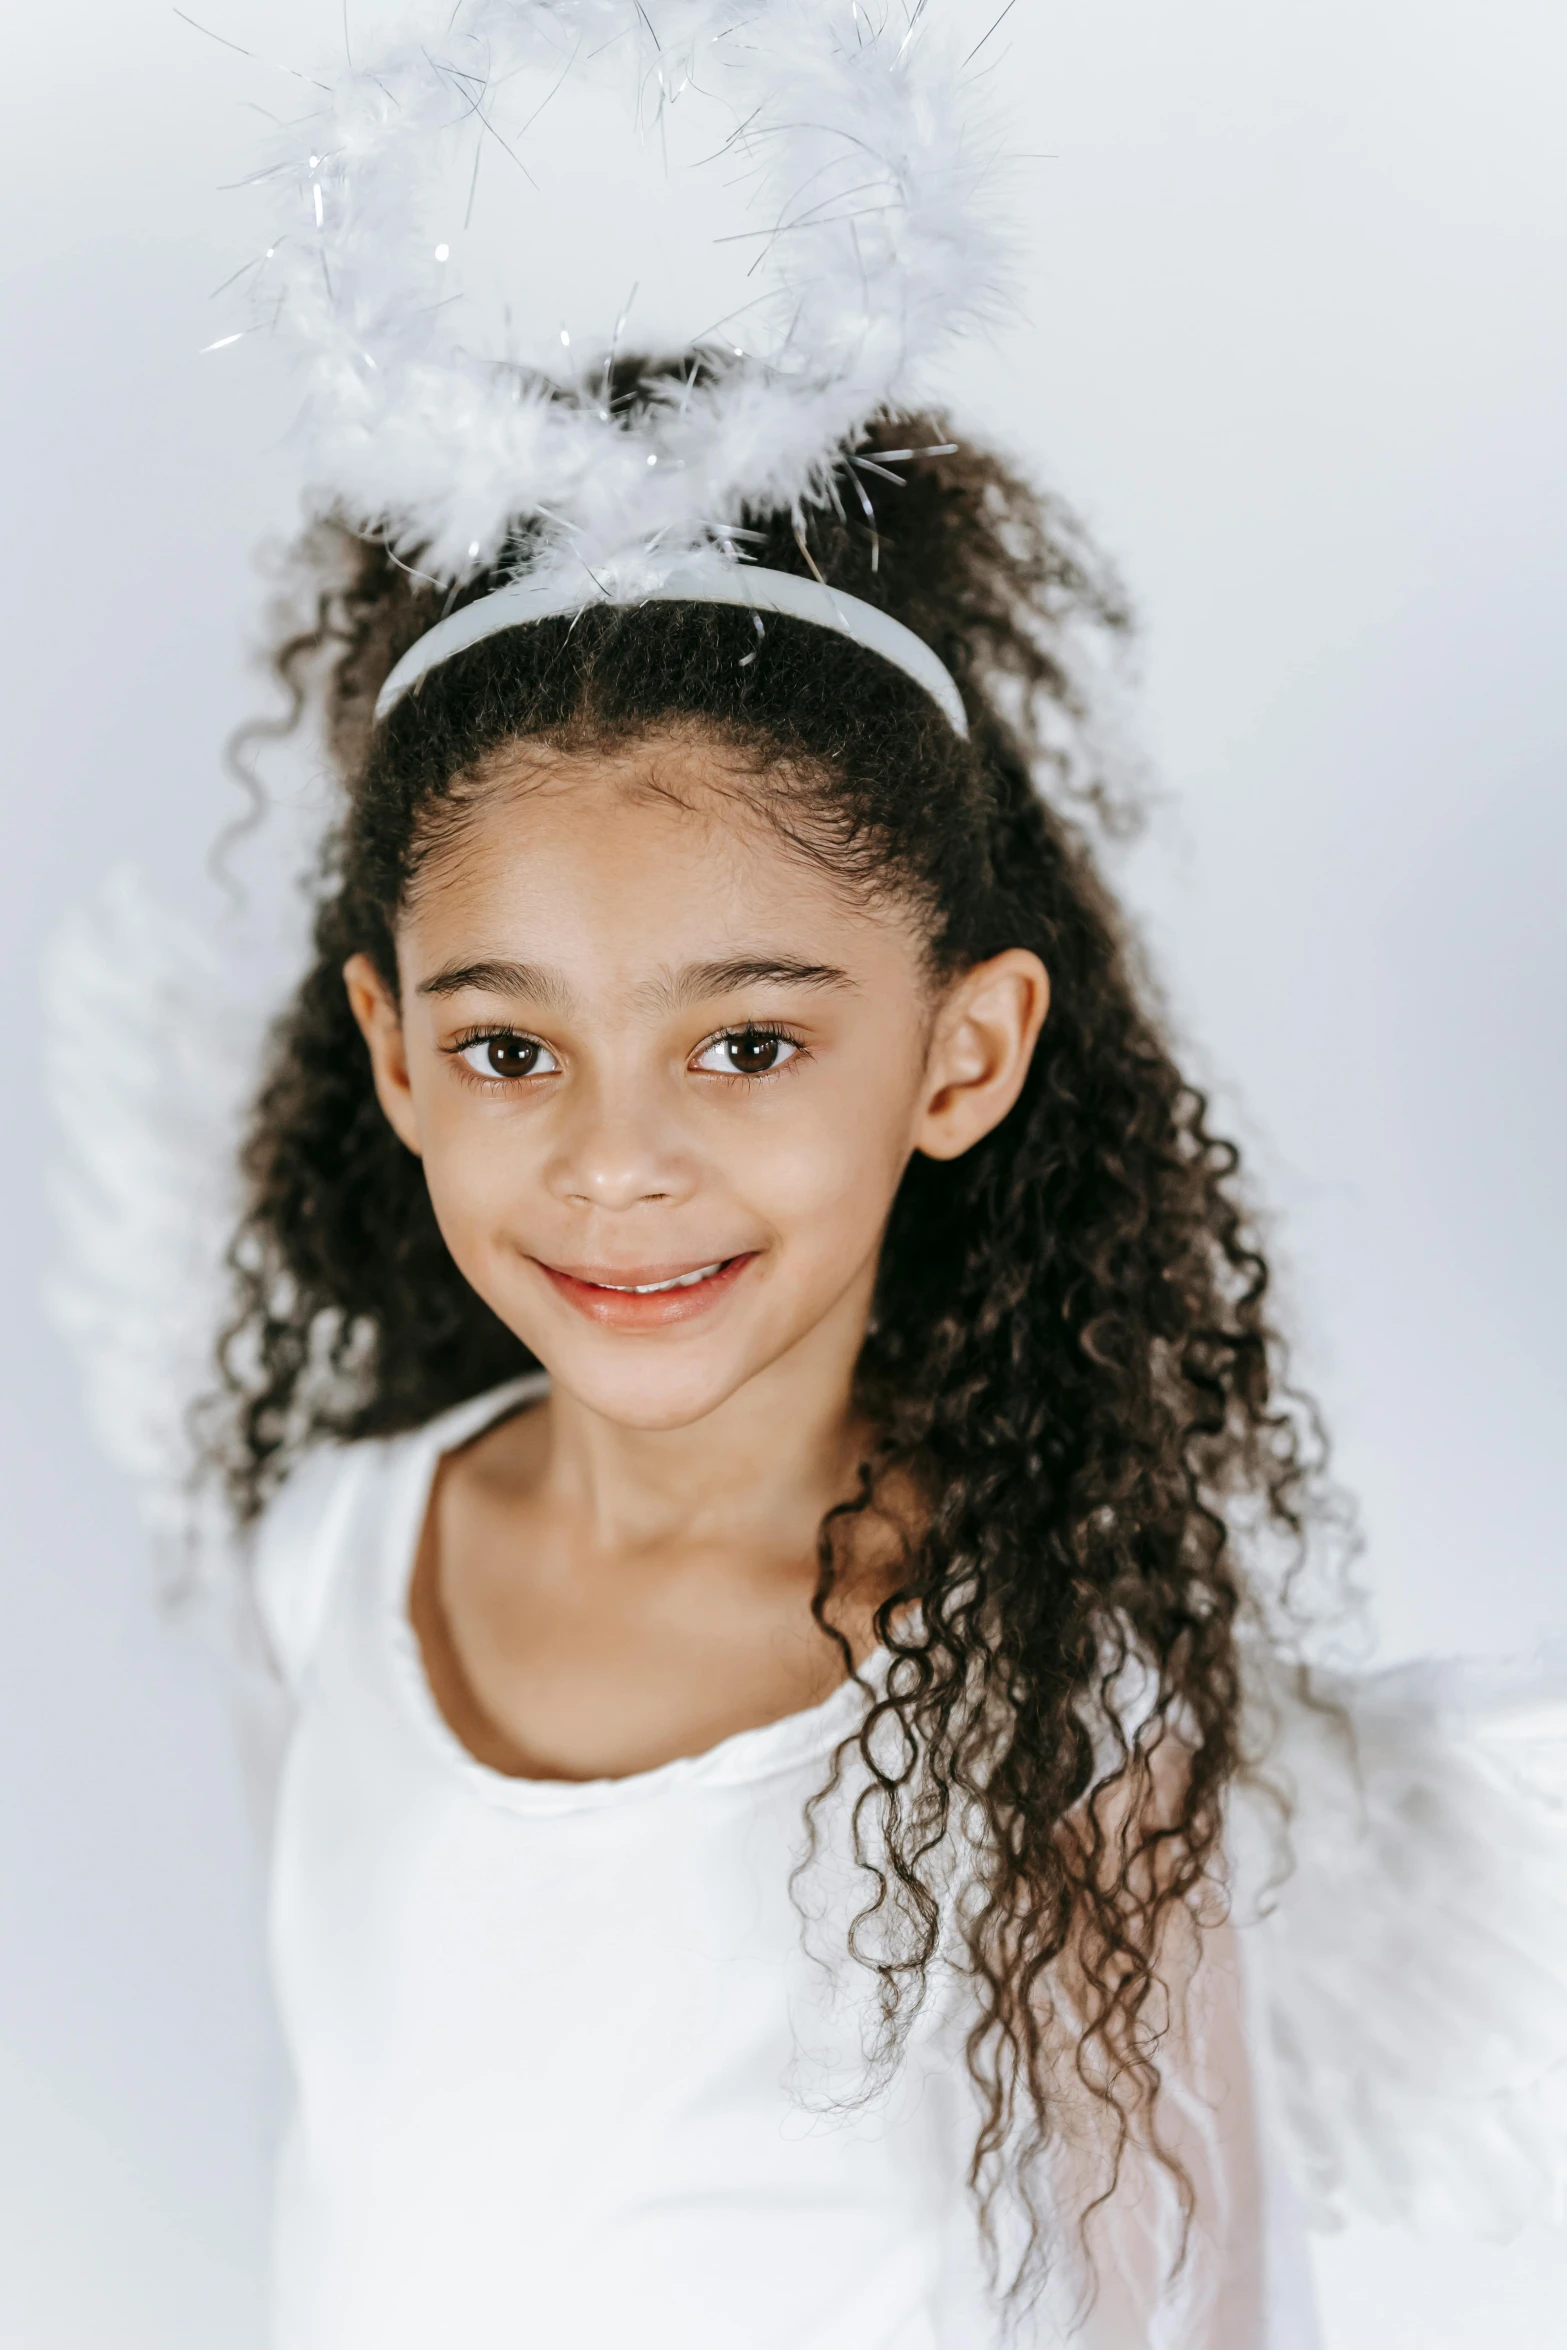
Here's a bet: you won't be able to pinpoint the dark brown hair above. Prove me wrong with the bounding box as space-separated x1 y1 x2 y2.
217 391 1336 2296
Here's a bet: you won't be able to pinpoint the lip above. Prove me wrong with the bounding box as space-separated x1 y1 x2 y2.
532 1252 757 1331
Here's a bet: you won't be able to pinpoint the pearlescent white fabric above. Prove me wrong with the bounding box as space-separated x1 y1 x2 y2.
253 1378 1311 2350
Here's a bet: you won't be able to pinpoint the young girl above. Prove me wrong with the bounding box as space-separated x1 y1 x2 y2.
53 8 1565 2346
213 407 1318 2348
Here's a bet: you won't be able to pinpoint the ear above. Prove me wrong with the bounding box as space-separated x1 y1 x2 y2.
914 950 1049 1163
343 952 423 1157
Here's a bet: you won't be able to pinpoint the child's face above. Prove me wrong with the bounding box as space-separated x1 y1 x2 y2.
347 737 1046 1433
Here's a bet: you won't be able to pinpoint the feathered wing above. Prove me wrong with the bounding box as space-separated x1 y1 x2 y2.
42 868 267 1585
1232 1645 1567 2235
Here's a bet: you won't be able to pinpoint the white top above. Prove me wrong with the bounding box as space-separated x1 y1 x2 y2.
253 1378 1316 2350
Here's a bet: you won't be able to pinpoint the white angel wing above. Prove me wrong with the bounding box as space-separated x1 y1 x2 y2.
1233 1647 1567 2236
42 867 269 1584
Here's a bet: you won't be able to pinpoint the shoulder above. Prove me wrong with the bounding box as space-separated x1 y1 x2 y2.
245 1373 550 1692
247 1437 390 1692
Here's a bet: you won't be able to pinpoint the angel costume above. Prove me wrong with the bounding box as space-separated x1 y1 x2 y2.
252 1378 1312 2350
221 1373 1558 2350
47 5 1567 2346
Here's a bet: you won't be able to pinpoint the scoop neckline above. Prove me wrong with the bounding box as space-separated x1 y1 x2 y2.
381 1375 885 1816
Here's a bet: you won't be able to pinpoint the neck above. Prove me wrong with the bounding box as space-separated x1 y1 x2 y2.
535 1276 874 1562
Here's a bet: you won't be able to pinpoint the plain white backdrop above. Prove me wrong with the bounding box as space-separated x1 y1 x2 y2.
1 2 1564 2342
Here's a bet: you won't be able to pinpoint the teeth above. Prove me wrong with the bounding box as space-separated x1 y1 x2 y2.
602 1261 726 1295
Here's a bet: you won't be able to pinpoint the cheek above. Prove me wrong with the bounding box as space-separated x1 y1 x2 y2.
731 1055 919 1246
409 1084 540 1259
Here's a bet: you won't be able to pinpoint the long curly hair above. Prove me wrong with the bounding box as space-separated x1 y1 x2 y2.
217 392 1336 2298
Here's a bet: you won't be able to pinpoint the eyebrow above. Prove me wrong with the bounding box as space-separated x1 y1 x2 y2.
654 957 855 1008
415 954 854 1011
417 959 575 1009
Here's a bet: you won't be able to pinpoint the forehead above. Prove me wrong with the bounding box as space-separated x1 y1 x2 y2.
400 735 919 973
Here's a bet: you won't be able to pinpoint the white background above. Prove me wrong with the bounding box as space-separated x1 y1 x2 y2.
1 2 1564 2342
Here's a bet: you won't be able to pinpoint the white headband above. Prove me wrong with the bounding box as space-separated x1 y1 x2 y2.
374 559 970 738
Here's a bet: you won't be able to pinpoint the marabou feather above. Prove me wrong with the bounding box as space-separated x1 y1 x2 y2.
247 1 1010 583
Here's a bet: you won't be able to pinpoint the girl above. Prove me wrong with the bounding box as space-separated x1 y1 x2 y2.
53 7 1563 2345
221 409 1318 2347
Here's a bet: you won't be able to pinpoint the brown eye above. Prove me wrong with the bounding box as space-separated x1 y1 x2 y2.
728 1032 780 1074
694 1029 799 1077
457 1034 558 1080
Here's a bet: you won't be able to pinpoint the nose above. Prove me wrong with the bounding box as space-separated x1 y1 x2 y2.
543 1069 696 1212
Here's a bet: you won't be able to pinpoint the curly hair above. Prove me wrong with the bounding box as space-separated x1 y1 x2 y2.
217 388 1335 2299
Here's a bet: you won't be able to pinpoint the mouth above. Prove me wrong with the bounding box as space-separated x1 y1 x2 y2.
532 1251 756 1330
588 1262 728 1295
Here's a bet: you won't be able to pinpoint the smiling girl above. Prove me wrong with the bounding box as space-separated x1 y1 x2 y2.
34 4 1564 2338
208 411 1331 2350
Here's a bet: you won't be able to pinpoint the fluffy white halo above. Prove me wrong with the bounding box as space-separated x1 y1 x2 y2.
250 0 1010 586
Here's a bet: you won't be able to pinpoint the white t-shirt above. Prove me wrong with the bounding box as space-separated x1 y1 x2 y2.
252 1376 1315 2350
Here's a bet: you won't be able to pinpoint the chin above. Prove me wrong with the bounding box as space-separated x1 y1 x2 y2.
541 1344 760 1431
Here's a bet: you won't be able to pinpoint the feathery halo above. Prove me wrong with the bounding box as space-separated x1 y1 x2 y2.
247 0 1011 586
